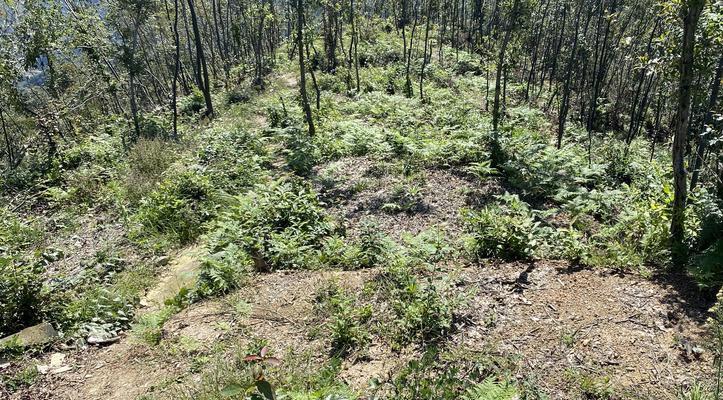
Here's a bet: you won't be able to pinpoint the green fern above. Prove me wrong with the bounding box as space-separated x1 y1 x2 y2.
462 378 518 400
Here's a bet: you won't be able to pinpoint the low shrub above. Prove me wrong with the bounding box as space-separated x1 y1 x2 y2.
226 87 252 105
381 183 425 214
281 127 317 176
377 261 459 346
179 88 206 115
203 179 334 271
133 170 215 246
196 128 268 191
463 193 540 261
315 283 372 355
0 260 47 337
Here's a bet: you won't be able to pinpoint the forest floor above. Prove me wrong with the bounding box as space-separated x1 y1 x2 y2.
2 56 717 400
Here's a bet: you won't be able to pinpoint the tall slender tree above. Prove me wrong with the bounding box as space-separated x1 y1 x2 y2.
671 0 705 266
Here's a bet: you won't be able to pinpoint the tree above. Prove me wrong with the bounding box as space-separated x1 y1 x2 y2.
671 0 705 267
187 0 214 117
296 0 315 136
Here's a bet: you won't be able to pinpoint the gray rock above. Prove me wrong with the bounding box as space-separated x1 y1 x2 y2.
155 255 171 266
0 322 58 348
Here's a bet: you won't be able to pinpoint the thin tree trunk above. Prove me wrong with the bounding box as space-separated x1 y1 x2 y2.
671 0 705 267
296 0 315 135
690 55 723 191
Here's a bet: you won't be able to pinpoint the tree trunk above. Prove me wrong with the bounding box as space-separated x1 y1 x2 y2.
671 0 705 267
690 55 723 192
187 0 214 117
172 0 180 140
296 0 315 135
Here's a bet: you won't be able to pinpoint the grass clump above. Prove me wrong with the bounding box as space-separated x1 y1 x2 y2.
123 138 176 204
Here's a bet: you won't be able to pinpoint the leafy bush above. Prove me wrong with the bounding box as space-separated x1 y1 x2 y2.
357 220 390 269
389 347 516 400
500 131 603 200
315 283 372 355
196 128 267 191
226 87 252 105
0 260 47 337
281 127 317 176
381 183 425 214
401 228 454 264
137 113 171 141
60 287 135 340
453 54 484 75
318 236 363 270
377 261 459 346
179 88 206 115
194 243 252 299
463 194 540 261
203 179 334 271
133 170 215 246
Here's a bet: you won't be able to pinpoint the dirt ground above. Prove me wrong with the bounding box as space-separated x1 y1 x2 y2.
5 156 716 399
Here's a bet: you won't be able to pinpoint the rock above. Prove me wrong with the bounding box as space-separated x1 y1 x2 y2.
87 335 120 346
155 255 171 266
50 353 66 367
37 365 51 374
52 366 73 374
37 353 73 375
0 322 58 348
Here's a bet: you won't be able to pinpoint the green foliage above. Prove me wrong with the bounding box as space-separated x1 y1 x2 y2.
281 127 318 176
357 220 390 269
500 131 603 200
0 208 42 254
707 293 723 400
462 378 518 400
0 260 47 337
194 244 252 299
226 87 252 105
137 113 172 141
401 228 454 264
123 138 176 204
379 262 459 346
381 182 425 214
133 170 215 246
1 364 39 392
203 179 333 272
389 347 516 400
59 287 135 339
565 369 614 399
692 240 723 290
463 194 540 261
196 127 268 191
315 283 371 355
180 88 206 115
318 236 363 270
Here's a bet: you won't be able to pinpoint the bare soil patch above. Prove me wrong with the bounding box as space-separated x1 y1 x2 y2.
455 261 713 399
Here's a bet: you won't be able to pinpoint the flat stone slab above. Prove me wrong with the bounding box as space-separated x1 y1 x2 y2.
0 322 58 348
141 245 203 310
